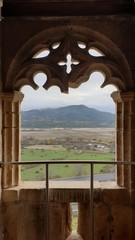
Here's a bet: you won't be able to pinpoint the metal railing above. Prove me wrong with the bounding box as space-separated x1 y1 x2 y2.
1 159 135 240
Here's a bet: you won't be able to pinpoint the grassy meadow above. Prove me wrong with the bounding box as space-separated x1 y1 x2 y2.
21 148 114 181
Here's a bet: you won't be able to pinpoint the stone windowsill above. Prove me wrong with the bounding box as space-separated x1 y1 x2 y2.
7 180 120 190
2 181 128 203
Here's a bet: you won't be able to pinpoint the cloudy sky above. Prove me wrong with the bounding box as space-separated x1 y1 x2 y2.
21 71 117 113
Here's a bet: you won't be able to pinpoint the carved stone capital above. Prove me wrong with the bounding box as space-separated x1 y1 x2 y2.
111 91 135 103
0 91 24 102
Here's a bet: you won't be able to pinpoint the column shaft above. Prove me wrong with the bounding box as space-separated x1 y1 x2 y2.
112 91 135 189
0 92 24 188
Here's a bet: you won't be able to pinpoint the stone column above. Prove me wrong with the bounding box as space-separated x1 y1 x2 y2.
0 91 24 188
111 91 135 189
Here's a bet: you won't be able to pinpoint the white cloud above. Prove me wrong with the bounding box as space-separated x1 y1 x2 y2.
21 72 117 113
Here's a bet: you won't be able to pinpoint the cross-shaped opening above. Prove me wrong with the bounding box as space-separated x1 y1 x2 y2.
58 53 79 74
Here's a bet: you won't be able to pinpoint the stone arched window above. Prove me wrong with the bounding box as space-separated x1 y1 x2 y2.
1 26 134 189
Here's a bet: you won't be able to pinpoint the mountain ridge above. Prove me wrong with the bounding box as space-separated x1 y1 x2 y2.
21 104 115 128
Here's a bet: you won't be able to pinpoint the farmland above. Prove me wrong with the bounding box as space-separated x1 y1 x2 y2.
21 128 115 181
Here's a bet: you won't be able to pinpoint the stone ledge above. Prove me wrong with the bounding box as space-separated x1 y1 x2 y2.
2 180 130 203
3 180 120 190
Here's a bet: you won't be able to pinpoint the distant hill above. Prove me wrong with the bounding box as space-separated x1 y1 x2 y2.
21 105 115 128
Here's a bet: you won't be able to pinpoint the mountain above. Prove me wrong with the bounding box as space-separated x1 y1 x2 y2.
21 105 115 128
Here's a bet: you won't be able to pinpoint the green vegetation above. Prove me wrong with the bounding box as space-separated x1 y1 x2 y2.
72 215 78 231
21 149 114 181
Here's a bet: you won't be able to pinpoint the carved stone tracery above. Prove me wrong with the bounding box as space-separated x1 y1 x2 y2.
5 27 132 93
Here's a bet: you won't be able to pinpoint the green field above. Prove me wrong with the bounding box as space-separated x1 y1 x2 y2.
21 149 115 181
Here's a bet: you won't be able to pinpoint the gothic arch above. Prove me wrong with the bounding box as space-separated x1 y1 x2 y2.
5 26 132 92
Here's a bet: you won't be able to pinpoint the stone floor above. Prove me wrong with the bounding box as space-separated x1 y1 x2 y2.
66 231 83 240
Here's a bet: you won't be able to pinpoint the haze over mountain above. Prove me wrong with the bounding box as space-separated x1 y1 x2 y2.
21 105 115 128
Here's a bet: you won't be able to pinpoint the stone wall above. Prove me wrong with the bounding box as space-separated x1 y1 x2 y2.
1 181 135 240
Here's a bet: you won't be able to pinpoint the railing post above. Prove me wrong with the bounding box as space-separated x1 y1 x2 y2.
46 163 49 240
90 163 94 240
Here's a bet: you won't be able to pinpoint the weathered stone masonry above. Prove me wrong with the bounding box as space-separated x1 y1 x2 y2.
0 1 135 239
